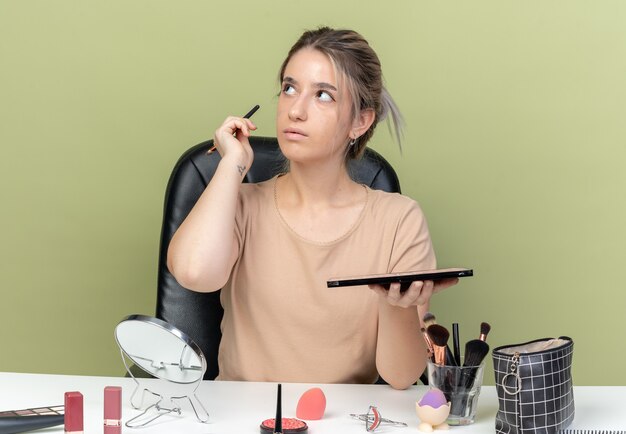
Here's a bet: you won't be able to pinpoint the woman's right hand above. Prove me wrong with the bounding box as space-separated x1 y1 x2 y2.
213 116 257 177
168 115 257 292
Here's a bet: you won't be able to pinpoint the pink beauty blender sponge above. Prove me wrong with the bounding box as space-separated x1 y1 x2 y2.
296 388 326 420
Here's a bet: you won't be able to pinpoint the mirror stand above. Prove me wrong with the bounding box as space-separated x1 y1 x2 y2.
119 350 210 428
114 315 211 428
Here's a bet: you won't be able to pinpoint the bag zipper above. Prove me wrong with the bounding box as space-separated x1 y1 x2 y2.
502 352 522 395
493 336 573 357
501 352 522 431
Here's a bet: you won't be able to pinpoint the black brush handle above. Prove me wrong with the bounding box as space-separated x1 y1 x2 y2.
445 346 458 366
0 415 64 434
450 338 489 417
452 323 461 366
449 367 479 416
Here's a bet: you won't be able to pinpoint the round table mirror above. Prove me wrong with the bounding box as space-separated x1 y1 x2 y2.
115 314 204 384
114 314 209 427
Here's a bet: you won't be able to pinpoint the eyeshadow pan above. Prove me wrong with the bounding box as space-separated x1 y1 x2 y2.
36 406 63 414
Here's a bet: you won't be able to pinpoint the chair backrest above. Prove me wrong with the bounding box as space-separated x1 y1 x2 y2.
156 136 401 380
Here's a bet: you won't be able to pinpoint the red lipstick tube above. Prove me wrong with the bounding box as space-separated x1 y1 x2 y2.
64 391 83 434
104 386 122 434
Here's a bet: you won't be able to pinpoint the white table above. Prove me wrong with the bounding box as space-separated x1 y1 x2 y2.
1 372 624 433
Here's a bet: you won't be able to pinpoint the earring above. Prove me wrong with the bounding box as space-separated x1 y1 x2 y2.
349 138 357 146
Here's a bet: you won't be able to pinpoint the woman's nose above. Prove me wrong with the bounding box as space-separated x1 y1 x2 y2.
288 96 307 121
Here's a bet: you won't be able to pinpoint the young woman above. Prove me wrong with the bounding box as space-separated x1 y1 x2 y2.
167 27 457 389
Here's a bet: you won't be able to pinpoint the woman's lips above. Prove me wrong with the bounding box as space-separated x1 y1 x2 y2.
283 128 308 140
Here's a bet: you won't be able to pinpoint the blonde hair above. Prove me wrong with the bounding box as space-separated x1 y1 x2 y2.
278 27 404 159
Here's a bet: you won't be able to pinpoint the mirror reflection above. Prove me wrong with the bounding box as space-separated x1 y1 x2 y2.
114 315 204 384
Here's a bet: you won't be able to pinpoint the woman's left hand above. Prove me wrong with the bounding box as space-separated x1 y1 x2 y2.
368 278 459 308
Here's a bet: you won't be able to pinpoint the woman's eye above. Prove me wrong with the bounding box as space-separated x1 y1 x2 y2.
317 91 334 102
283 84 296 95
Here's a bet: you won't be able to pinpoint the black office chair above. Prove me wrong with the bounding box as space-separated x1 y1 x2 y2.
155 136 401 380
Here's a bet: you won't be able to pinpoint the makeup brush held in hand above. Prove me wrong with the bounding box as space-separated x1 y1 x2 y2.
479 322 491 342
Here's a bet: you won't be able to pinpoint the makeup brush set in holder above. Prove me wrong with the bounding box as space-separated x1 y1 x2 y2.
422 313 491 425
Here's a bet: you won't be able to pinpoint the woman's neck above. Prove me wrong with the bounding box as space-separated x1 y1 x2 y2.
275 162 368 244
279 162 358 208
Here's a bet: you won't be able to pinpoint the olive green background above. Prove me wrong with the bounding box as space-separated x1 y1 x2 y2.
1 1 624 385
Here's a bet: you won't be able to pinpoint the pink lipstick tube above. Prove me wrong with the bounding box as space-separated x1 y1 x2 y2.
104 386 122 434
64 391 83 434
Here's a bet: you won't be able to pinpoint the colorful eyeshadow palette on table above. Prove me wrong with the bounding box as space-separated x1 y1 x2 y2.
0 405 64 433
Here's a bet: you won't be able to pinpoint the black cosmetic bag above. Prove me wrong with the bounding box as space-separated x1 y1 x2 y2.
492 337 574 434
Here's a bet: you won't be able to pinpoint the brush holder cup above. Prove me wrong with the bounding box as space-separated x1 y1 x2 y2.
426 360 485 426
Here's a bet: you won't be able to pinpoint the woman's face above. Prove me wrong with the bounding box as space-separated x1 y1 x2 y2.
276 48 354 165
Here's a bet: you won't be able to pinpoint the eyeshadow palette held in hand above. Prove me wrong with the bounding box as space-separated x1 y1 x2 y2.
327 267 473 291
